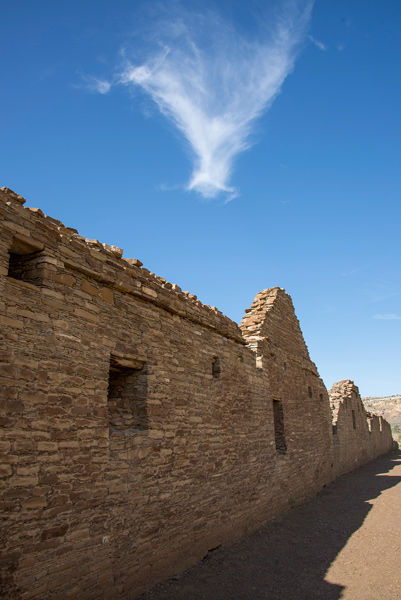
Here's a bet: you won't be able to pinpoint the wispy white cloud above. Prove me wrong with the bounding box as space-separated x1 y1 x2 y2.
80 74 111 94
341 267 360 277
112 1 313 200
308 35 327 51
373 314 401 320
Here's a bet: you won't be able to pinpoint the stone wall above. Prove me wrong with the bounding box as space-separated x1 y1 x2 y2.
330 380 394 476
0 187 393 600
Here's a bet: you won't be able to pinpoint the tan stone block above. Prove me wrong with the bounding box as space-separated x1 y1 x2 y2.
12 476 39 486
81 280 98 296
0 398 23 413
20 392 46 404
55 273 76 286
16 465 39 476
108 483 128 494
98 287 114 304
41 288 64 300
160 449 173 456
0 363 17 379
14 357 38 369
37 442 58 452
0 464 13 478
189 416 203 423
74 308 99 322
0 440 11 452
58 440 80 449
22 497 47 509
14 439 36 451
89 249 107 262
142 286 157 298
68 528 90 541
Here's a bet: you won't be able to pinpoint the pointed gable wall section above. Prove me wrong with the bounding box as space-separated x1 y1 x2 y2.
240 287 316 373
240 287 334 495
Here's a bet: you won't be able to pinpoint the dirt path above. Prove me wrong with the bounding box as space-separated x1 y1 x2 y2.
138 450 401 600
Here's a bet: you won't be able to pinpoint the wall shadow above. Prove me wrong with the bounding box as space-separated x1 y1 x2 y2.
137 450 401 600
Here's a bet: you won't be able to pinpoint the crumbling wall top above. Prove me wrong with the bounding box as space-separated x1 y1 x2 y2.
329 379 362 425
240 287 314 367
0 187 245 342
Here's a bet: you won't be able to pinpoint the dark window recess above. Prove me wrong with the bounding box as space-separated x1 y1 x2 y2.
319 393 323 402
212 356 221 379
308 386 313 398
8 235 45 285
333 424 338 435
108 356 148 432
352 410 356 430
273 400 287 454
283 362 287 371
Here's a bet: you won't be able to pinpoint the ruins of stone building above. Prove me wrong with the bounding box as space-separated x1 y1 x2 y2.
329 379 393 476
0 187 394 600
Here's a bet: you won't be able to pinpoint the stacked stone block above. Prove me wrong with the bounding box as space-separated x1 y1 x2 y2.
330 379 393 476
0 188 394 599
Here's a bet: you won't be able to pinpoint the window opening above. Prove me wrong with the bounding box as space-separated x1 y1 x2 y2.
8 235 45 285
308 386 313 398
273 400 287 454
283 362 287 371
332 424 338 435
319 393 323 402
212 356 221 379
352 410 356 430
108 355 148 432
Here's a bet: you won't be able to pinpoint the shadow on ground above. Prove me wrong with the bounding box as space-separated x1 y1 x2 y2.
137 450 401 600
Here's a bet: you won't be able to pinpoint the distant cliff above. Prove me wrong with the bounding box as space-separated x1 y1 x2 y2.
362 395 401 442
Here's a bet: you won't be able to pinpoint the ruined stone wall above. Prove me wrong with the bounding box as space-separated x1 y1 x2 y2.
240 289 334 501
330 380 394 476
0 187 393 600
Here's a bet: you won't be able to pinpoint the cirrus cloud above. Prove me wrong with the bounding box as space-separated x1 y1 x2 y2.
103 1 314 200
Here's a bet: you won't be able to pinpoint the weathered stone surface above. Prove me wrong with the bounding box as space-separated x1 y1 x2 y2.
0 188 393 600
329 379 393 476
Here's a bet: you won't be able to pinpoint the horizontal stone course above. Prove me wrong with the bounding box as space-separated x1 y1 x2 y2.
0 187 393 599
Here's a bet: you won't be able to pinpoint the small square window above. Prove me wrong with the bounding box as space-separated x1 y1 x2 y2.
108 355 148 432
8 235 45 285
212 356 221 379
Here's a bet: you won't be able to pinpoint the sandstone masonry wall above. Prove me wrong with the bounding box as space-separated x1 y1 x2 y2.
0 188 394 600
330 380 394 476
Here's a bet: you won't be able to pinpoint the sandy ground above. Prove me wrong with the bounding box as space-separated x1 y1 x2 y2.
138 450 401 600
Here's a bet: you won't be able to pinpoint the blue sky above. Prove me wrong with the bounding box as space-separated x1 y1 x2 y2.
1 0 400 396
